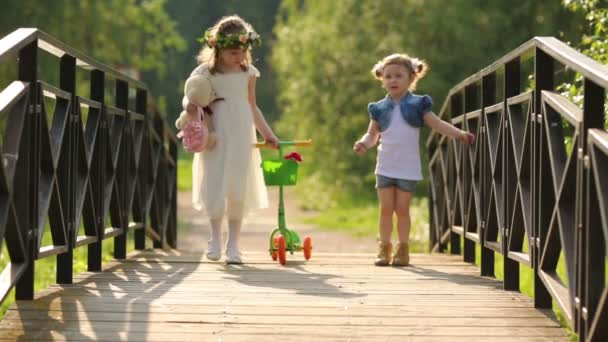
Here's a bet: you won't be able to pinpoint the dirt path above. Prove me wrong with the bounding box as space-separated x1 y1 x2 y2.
176 188 375 256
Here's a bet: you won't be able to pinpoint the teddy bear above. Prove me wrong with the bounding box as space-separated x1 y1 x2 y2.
175 74 221 151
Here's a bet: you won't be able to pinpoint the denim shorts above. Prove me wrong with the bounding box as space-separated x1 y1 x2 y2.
376 174 417 193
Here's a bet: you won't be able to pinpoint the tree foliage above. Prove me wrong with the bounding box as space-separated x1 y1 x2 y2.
272 0 581 205
560 0 608 129
1 1 282 121
0 0 186 84
564 0 608 64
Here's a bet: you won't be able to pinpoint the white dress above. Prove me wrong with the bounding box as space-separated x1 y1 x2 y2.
184 63 268 219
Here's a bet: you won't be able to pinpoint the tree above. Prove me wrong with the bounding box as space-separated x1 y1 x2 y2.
564 0 608 64
560 0 608 129
0 0 186 110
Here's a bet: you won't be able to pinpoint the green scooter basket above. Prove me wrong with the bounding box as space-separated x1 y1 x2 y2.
261 159 299 186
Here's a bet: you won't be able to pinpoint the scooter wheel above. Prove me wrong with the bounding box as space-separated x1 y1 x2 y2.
278 235 287 266
271 236 279 261
303 236 312 261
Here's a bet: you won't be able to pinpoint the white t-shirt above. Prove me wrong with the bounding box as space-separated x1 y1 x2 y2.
375 104 422 180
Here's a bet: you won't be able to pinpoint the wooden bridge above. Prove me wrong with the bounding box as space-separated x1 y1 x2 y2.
0 28 604 341
0 251 569 341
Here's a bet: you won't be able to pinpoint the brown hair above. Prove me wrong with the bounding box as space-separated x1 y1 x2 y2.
196 15 255 74
371 53 428 90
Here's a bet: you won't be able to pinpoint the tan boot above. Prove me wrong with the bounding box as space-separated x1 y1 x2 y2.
375 241 392 266
392 242 410 266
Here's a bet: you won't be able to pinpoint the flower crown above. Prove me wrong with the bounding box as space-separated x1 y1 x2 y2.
198 30 262 49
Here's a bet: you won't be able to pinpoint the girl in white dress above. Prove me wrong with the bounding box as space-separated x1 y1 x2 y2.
176 15 278 264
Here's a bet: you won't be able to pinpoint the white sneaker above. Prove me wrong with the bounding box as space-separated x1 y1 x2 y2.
206 240 221 261
225 248 242 264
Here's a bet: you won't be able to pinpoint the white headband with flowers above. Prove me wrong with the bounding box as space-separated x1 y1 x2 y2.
198 30 262 49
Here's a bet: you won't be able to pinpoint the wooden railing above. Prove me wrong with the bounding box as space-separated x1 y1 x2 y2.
0 29 177 304
427 36 607 341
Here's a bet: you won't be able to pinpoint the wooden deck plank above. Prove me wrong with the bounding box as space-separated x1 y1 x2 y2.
0 251 569 341
0 320 569 335
11 302 556 318
22 296 541 308
1 311 562 327
0 330 569 342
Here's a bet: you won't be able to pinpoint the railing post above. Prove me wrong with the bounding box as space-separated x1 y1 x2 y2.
533 48 553 309
428 140 437 252
114 80 129 260
463 84 478 263
153 114 164 249
503 58 520 291
450 93 462 255
480 73 495 277
15 40 38 300
56 54 77 284
88 69 105 272
168 139 178 249
579 79 605 340
134 88 147 250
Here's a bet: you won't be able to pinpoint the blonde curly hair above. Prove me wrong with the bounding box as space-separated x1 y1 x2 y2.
196 15 257 74
371 53 428 90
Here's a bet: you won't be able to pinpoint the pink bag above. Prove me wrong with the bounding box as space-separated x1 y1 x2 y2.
177 106 208 153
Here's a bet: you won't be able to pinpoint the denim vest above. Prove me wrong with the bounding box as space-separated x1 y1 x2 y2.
367 92 433 131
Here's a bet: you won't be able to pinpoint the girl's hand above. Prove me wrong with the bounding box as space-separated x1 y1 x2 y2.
353 141 367 155
457 130 476 145
264 134 280 149
186 102 198 116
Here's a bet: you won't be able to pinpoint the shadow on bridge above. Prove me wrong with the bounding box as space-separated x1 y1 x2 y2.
221 263 366 299
8 250 203 341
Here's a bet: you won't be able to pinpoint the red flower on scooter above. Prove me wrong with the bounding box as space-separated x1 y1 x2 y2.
284 151 303 163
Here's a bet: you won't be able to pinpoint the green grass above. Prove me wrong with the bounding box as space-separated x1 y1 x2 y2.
0 223 136 319
302 197 429 253
178 150 193 191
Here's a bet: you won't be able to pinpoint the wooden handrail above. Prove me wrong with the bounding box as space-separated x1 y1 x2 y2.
0 28 146 89
431 36 608 124
0 28 38 62
0 81 28 113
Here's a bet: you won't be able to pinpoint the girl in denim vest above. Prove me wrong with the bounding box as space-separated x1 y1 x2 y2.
353 53 474 266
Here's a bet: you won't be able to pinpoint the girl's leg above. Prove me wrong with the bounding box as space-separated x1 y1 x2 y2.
394 190 413 243
207 217 223 261
393 189 413 266
226 219 242 264
206 200 225 261
376 187 396 266
377 187 396 243
225 199 246 264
